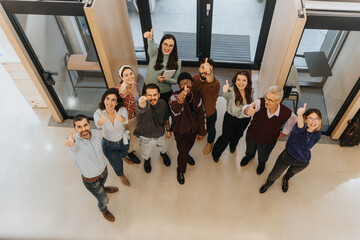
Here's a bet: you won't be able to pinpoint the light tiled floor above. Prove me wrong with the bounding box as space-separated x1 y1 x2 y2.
1 65 360 240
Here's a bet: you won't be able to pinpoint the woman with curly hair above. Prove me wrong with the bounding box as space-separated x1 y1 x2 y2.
94 88 131 187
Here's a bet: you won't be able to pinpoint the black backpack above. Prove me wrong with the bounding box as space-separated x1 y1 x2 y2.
340 109 360 147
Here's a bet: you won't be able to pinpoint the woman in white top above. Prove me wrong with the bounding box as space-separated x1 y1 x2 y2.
94 88 131 186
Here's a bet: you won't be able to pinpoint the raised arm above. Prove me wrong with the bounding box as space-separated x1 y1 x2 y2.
144 28 158 58
297 103 307 129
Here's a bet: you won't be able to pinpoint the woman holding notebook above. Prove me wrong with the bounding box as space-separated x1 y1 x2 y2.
143 28 182 105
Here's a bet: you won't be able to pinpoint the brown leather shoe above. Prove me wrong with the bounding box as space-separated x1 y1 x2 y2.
122 157 134 165
203 143 213 155
102 209 115 222
120 174 130 187
104 186 118 193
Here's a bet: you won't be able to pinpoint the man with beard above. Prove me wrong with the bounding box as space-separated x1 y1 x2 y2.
66 115 118 222
169 72 206 184
192 58 220 155
134 84 171 173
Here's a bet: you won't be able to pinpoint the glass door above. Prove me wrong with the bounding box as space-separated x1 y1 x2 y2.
131 0 276 69
1 0 107 119
210 0 272 68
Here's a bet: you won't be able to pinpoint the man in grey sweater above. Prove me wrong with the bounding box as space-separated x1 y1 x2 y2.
134 84 171 173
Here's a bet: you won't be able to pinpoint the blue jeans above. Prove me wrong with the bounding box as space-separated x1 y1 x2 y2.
82 169 109 212
101 138 130 176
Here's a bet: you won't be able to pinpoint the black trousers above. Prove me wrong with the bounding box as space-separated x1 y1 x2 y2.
267 149 309 182
160 89 173 109
206 111 217 143
245 133 276 166
174 132 197 173
212 112 251 158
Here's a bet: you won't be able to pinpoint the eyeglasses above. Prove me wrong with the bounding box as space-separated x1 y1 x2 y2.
264 96 279 103
179 80 193 86
162 43 174 49
306 118 321 123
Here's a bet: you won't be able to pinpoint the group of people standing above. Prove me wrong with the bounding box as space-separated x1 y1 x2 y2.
65 29 323 222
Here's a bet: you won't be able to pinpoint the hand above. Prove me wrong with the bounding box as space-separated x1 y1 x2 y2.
196 135 204 141
183 85 190 94
65 131 75 147
297 103 307 116
143 28 153 40
157 76 167 82
166 131 171 139
203 58 212 75
98 111 106 126
278 131 286 139
246 102 257 116
138 96 147 108
223 80 230 93
119 82 127 94
115 111 125 122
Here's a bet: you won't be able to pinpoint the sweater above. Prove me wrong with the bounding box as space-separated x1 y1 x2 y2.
223 87 253 119
285 124 321 162
134 99 169 138
192 74 220 117
169 91 206 136
145 39 181 93
247 98 292 145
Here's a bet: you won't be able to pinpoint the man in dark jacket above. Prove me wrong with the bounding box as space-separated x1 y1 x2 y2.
134 84 171 173
169 72 206 185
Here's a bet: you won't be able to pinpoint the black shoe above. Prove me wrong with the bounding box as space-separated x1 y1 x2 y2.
177 168 185 185
230 146 236 153
212 154 219 163
240 155 253 167
188 155 195 166
256 164 265 175
128 151 141 164
144 158 151 173
259 180 273 193
282 176 289 193
160 152 171 166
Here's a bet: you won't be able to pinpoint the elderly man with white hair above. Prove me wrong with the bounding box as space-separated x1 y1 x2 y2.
241 85 297 175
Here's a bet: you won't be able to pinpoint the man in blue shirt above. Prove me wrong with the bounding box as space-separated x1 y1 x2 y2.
66 114 118 222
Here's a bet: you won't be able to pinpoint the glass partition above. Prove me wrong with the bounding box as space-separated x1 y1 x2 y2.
15 14 107 118
211 0 266 63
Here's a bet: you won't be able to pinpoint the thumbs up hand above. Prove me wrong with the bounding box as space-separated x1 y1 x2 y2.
143 28 153 40
98 111 106 126
297 103 307 116
184 85 190 94
223 80 230 93
118 81 127 95
246 102 257 116
115 110 125 122
138 96 147 108
65 131 75 147
204 57 211 74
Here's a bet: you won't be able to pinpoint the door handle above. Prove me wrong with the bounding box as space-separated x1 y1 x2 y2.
42 71 58 86
206 3 211 16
